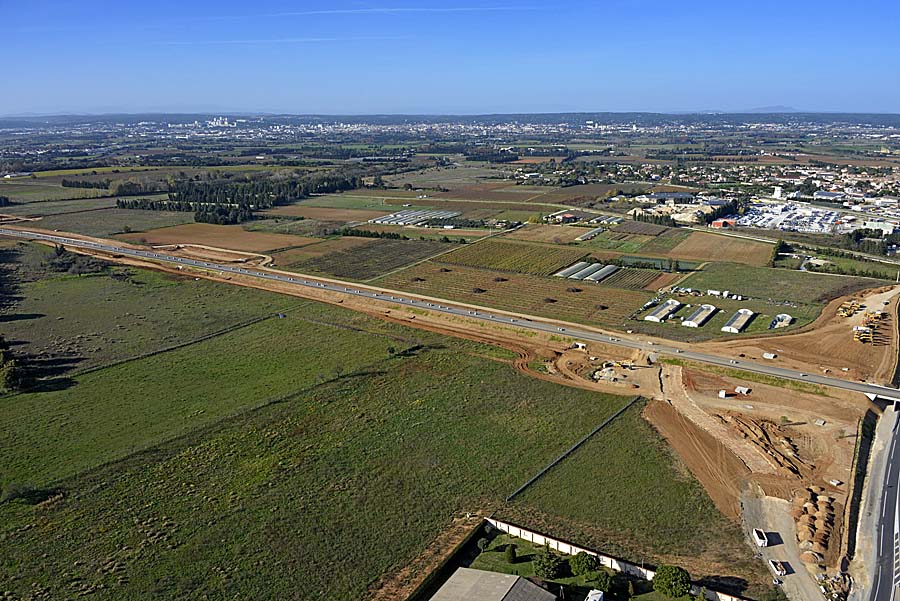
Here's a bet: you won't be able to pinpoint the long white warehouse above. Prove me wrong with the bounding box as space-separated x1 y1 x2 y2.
682 304 717 328
644 299 681 323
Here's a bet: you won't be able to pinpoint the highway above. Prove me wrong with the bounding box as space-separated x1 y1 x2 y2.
872 408 900 601
3 226 900 401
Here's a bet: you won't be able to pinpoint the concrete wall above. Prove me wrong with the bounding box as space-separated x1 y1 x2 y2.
485 518 750 601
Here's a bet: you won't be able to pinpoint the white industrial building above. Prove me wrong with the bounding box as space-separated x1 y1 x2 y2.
644 299 681 322
721 308 755 333
682 304 717 328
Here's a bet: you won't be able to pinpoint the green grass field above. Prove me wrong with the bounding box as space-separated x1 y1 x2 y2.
0 181 108 202
291 238 451 280
0 243 296 372
497 402 767 592
682 262 881 305
1 197 119 216
0 294 643 599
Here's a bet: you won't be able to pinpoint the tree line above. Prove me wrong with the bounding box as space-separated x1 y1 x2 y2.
61 178 111 189
117 171 363 224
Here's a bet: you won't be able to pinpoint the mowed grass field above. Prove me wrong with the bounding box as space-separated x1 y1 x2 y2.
498 402 767 590
0 197 119 216
291 238 451 280
438 239 588 276
380 262 652 326
0 287 654 599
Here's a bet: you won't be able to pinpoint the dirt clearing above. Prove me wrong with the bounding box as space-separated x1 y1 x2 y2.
118 223 319 252
668 232 772 266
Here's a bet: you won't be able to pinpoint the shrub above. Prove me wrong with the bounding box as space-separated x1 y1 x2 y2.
477 538 490 552
570 551 598 576
533 544 564 579
505 543 517 564
594 571 613 592
653 565 692 598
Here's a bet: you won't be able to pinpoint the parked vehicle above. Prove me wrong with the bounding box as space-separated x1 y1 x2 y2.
752 528 768 547
768 559 787 577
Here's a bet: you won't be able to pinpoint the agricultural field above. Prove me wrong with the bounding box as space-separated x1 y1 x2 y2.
599 268 664 290
260 204 388 222
0 180 108 202
503 223 589 243
269 237 376 265
0 242 298 375
0 294 659 600
682 262 881 306
498 402 767 594
35 208 195 237
666 232 772 267
290 238 450 280
119 223 318 252
0 197 119 216
380 262 652 326
437 239 588 276
585 231 652 253
613 221 671 236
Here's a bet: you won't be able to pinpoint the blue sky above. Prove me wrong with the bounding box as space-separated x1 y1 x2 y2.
4 0 900 115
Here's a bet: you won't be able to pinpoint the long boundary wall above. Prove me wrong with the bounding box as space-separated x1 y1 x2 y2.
485 518 749 601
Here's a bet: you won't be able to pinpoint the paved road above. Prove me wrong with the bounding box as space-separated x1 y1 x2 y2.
872 407 900 601
3 226 900 402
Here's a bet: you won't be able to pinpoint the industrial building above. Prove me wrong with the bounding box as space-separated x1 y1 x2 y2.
721 308 755 333
644 299 681 322
682 304 717 328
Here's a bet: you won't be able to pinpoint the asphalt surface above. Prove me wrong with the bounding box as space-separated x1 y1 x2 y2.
3 226 900 402
872 408 900 601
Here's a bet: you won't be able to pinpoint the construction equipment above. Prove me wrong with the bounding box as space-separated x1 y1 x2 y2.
854 327 874 343
837 300 860 317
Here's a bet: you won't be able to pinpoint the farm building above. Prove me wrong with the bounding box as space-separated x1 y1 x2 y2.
546 209 595 224
644 299 681 322
585 264 619 282
682 304 717 328
429 568 555 601
721 308 755 333
769 313 794 329
554 261 590 278
569 263 606 280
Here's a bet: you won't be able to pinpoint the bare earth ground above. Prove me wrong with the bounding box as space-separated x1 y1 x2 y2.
702 286 900 384
118 223 320 252
503 224 590 243
667 232 772 267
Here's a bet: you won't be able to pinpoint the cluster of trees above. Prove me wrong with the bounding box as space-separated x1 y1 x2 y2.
804 261 895 280
633 212 677 227
46 245 108 275
61 178 111 189
768 239 789 267
424 218 487 229
0 335 28 394
117 171 363 224
330 227 466 244
833 228 899 256
698 200 739 225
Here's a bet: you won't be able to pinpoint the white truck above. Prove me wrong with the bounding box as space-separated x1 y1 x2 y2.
752 528 769 547
768 559 787 577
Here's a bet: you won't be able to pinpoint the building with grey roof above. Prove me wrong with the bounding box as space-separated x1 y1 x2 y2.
429 568 556 601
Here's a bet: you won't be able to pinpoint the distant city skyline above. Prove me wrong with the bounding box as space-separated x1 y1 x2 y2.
5 0 900 116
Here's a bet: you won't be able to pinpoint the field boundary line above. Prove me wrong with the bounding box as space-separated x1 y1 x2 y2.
25 301 312 387
505 395 642 502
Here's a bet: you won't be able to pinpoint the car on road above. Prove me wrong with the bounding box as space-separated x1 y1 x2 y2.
730 359 739 364
674 349 683 354
558 327 565 332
